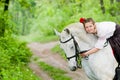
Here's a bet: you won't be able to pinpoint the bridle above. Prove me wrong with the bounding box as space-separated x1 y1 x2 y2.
60 34 88 68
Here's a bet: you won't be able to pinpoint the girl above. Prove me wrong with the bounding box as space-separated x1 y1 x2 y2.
79 18 120 64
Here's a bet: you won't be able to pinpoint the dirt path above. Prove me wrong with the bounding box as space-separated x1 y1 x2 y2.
28 41 89 80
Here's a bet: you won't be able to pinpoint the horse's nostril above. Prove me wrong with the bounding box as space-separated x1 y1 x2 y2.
70 66 77 71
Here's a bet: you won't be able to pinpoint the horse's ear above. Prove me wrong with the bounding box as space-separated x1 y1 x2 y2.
54 29 60 37
64 28 70 34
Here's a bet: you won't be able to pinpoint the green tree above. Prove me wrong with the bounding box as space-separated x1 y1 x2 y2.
100 0 105 14
0 0 10 36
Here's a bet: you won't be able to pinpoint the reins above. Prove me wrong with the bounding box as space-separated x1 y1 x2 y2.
60 34 89 68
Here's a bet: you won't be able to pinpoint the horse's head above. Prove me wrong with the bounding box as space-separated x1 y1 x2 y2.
54 23 97 71
55 28 80 71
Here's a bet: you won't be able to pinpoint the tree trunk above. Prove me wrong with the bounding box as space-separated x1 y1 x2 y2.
116 0 120 2
100 0 105 14
4 0 10 11
1 0 10 36
110 0 114 4
0 0 10 36
21 10 25 35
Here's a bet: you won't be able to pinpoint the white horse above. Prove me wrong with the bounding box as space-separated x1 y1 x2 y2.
55 22 118 80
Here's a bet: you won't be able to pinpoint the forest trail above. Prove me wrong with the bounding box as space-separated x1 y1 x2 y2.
28 41 89 80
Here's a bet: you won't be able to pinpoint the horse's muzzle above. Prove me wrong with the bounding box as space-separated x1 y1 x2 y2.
70 66 77 71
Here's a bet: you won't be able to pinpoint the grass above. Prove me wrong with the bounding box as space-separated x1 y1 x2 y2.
18 34 58 43
51 44 66 60
38 61 71 80
1 65 41 80
33 35 58 43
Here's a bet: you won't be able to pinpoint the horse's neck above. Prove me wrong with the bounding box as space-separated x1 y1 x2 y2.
67 23 97 48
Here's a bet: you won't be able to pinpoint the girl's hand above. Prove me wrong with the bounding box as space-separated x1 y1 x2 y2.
80 53 88 58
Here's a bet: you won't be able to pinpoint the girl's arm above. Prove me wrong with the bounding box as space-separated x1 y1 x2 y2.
80 36 107 57
80 48 100 57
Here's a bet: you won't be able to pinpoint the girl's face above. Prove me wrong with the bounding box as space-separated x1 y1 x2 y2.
84 22 96 34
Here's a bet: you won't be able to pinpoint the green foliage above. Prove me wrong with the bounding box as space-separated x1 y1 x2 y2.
8 0 36 35
51 44 66 59
1 0 120 79
0 36 32 66
4 0 119 43
108 2 120 23
39 61 71 80
0 16 5 36
0 35 40 79
1 0 120 42
33 35 58 43
19 0 120 42
1 66 41 80
22 0 83 42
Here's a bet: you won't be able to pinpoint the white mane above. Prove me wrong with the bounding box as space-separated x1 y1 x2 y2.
64 22 97 51
55 22 117 80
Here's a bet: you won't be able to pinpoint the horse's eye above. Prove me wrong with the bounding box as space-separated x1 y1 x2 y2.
70 46 74 49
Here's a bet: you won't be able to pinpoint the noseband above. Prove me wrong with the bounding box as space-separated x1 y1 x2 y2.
60 34 88 68
60 34 80 59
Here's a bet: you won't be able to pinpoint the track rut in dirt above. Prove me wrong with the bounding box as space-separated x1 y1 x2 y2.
28 41 89 80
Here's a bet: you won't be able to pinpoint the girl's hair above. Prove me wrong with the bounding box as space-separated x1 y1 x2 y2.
80 18 95 27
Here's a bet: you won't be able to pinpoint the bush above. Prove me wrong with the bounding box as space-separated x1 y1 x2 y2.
0 35 35 79
1 65 41 80
0 36 32 66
